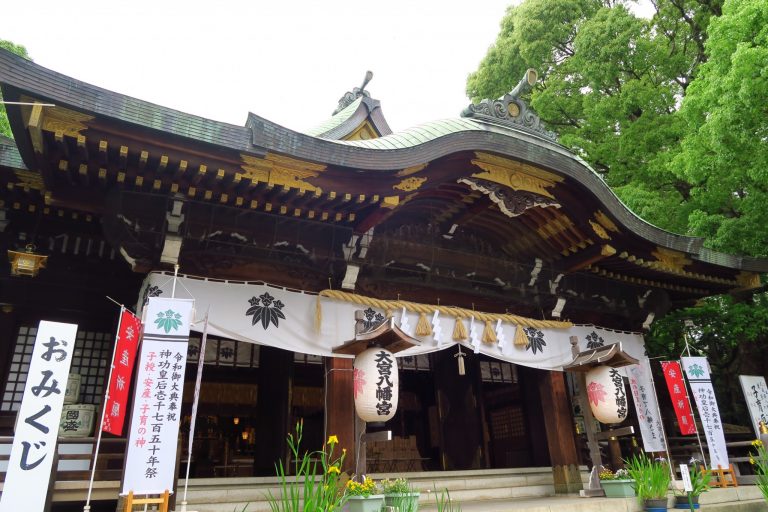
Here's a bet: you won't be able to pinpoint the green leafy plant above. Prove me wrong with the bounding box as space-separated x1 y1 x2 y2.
750 439 768 503
624 454 671 503
381 477 411 494
433 486 461 512
266 421 347 512
390 492 419 512
674 459 710 497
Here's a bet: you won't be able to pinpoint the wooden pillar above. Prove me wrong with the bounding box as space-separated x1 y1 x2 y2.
538 370 582 494
253 346 293 475
325 356 356 472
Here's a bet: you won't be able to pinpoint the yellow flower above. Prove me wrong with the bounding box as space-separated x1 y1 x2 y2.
327 435 339 445
327 465 340 475
343 448 347 454
751 457 756 465
752 439 764 448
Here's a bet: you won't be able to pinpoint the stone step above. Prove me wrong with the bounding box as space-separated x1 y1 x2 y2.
181 467 570 508
177 467 584 511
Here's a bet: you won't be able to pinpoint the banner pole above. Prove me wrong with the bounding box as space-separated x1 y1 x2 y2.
679 359 708 469
179 309 209 512
645 359 675 482
83 306 125 512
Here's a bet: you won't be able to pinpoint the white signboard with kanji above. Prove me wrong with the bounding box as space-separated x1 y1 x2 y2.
681 357 729 469
627 360 667 452
739 375 768 438
0 321 78 512
122 297 193 495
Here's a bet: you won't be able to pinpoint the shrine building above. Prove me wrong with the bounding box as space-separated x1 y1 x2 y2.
0 48 767 507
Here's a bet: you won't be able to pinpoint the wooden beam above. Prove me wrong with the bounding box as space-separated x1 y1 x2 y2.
119 146 128 169
27 103 45 154
98 140 108 164
559 244 615 273
76 135 88 161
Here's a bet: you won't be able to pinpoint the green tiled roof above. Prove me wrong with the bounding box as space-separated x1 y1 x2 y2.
332 118 484 149
0 135 25 169
304 98 362 137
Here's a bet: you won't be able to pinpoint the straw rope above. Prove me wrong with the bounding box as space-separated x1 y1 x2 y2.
315 289 571 339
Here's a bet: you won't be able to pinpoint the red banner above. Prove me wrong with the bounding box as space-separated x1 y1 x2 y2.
102 309 141 435
661 361 697 435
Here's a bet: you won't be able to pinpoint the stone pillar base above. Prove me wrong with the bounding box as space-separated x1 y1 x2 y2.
552 463 584 494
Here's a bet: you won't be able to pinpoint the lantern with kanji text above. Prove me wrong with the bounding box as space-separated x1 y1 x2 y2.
353 347 399 422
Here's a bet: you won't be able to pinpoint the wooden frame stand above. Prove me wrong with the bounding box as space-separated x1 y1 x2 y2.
705 464 738 488
124 490 170 512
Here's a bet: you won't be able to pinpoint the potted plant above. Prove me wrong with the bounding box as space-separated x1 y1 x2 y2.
673 459 711 509
345 476 384 512
599 467 635 497
625 454 671 511
382 477 420 511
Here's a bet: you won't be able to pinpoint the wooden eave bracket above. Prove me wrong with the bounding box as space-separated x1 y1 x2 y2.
332 317 421 356
563 342 638 372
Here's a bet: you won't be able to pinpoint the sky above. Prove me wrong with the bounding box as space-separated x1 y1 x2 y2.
3 1 519 133
4 1 653 134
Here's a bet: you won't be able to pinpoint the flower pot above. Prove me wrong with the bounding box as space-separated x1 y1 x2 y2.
674 494 700 509
384 492 420 511
346 494 385 512
601 479 635 498
644 497 669 511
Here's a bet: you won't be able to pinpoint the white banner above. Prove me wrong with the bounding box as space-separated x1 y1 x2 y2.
0 321 78 512
138 272 646 371
681 357 729 469
122 297 193 495
627 360 667 452
739 375 768 438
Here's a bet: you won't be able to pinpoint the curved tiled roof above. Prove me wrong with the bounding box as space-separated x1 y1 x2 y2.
1 47 766 274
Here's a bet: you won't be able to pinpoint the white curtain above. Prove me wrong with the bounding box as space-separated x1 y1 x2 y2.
138 272 647 372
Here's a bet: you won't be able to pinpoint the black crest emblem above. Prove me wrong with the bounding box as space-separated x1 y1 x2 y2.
524 327 547 354
246 292 286 330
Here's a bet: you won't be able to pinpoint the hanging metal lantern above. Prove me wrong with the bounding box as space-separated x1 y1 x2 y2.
353 347 399 422
585 365 628 424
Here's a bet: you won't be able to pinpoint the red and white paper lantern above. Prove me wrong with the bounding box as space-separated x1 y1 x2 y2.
585 365 628 424
353 347 399 422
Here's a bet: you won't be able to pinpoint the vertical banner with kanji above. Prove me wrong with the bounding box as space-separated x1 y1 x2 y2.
103 309 141 435
0 321 78 512
627 360 667 452
122 297 193 495
661 361 697 435
681 356 729 469
739 375 768 437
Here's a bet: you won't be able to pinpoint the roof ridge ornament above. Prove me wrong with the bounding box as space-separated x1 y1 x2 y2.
461 68 557 141
333 70 374 115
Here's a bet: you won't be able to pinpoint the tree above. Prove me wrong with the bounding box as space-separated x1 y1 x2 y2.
668 0 768 257
466 0 723 234
0 40 31 139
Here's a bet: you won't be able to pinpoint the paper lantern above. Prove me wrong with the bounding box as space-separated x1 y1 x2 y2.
353 347 399 422
585 365 628 424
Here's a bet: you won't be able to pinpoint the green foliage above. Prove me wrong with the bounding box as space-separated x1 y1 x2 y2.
0 40 31 139
625 454 671 501
669 0 768 257
750 440 768 503
433 486 461 512
266 421 347 512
